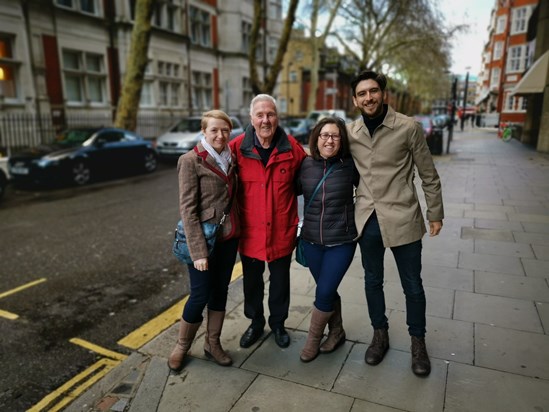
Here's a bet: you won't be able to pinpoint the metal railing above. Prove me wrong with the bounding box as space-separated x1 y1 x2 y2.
0 112 182 156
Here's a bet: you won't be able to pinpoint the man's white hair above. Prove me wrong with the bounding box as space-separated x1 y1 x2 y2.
250 94 278 115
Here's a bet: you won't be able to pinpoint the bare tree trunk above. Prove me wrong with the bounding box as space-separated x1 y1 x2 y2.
307 0 341 113
114 0 155 131
249 0 300 95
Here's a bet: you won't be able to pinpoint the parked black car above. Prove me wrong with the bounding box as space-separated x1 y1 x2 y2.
0 158 8 199
414 115 444 155
8 127 158 187
281 118 312 144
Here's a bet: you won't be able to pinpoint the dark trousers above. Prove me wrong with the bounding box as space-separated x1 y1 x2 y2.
182 238 239 323
358 213 426 337
240 253 292 330
303 240 356 312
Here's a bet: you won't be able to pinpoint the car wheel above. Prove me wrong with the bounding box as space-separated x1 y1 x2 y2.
71 160 91 185
0 170 7 200
143 150 158 173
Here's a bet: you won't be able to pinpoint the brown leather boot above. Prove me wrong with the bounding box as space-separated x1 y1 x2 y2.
168 319 201 372
411 336 431 376
204 310 232 366
365 327 389 365
300 308 333 362
320 300 346 354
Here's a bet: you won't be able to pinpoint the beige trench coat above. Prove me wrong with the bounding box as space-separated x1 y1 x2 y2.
347 105 444 248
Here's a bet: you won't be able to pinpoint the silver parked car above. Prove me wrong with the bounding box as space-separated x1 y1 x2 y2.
156 116 244 160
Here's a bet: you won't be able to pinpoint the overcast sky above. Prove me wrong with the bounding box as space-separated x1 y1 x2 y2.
439 0 494 75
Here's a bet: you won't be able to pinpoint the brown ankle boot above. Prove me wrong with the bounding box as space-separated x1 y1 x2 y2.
300 308 333 362
365 327 389 365
319 300 346 354
168 319 201 372
204 310 232 366
411 336 431 376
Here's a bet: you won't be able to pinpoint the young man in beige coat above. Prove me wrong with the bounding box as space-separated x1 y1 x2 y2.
347 70 444 376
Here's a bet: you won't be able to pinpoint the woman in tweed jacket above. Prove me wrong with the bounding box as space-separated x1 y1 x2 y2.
168 110 240 372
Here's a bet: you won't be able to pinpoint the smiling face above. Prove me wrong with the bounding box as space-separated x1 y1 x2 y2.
250 100 278 144
352 78 385 119
316 123 341 159
202 118 231 153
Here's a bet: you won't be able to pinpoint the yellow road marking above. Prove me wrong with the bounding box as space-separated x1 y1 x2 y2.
30 262 245 410
0 277 46 299
231 261 243 282
28 358 119 412
119 261 243 350
118 297 187 349
69 338 128 361
0 309 18 320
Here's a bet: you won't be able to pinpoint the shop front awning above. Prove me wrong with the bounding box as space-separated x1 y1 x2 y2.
512 50 549 95
475 91 491 105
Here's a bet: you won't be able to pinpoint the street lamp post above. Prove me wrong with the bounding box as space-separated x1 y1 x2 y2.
447 77 457 154
460 68 470 132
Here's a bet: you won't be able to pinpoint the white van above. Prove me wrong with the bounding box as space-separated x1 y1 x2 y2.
306 110 347 124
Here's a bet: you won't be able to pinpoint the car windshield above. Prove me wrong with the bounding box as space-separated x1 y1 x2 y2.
171 118 202 133
288 119 304 128
55 129 97 145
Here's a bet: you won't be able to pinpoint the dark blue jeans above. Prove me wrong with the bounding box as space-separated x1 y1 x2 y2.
358 213 426 337
303 240 357 312
240 253 292 330
182 238 239 323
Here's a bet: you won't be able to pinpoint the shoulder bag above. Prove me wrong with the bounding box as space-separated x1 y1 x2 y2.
173 187 236 265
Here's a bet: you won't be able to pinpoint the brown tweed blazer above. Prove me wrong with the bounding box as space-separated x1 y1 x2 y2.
177 142 240 262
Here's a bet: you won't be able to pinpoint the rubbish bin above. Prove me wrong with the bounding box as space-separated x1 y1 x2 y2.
428 128 443 155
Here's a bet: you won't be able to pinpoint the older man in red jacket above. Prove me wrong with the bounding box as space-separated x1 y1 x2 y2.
230 94 307 348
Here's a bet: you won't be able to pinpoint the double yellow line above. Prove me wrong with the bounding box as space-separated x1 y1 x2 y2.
29 262 243 411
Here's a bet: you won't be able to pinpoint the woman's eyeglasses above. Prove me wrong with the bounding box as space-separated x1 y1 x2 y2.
319 133 341 141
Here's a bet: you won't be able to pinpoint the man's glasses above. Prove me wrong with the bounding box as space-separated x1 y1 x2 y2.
319 133 341 141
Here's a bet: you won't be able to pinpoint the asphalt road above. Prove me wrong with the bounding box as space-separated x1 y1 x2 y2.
0 162 190 411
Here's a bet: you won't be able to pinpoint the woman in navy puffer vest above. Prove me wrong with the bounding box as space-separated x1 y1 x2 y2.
298 117 359 362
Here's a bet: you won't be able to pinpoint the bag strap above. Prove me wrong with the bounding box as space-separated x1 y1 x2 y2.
193 145 236 226
304 162 337 214
218 185 236 225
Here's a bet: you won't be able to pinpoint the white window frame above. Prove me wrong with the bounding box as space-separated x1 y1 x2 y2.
490 68 500 89
503 92 527 113
506 45 528 73
493 41 503 60
190 6 211 47
241 21 252 53
55 0 101 16
0 34 21 102
191 71 212 111
62 49 107 106
496 15 507 34
511 6 531 35
154 60 181 108
268 0 282 19
152 0 180 32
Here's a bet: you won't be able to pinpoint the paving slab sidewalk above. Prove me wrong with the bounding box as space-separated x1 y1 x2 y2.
65 129 549 412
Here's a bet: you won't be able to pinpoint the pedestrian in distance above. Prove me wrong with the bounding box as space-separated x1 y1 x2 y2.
347 70 444 376
168 110 240 372
229 94 307 349
298 117 358 362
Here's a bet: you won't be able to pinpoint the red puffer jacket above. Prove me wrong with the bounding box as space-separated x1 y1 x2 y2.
230 126 307 262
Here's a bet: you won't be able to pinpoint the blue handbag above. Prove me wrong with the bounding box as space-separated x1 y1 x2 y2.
173 184 234 264
296 163 337 267
173 219 221 264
